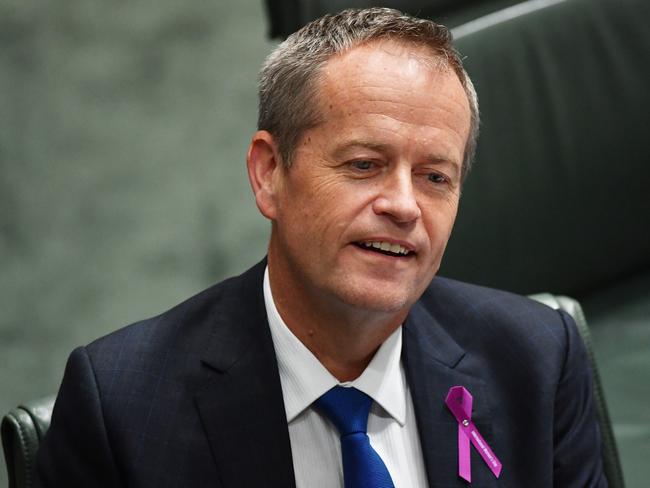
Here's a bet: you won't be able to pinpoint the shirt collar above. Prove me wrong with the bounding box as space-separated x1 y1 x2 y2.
263 266 407 426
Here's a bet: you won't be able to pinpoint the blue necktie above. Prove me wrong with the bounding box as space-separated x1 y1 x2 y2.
315 386 395 488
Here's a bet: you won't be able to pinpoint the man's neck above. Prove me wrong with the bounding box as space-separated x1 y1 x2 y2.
267 263 407 382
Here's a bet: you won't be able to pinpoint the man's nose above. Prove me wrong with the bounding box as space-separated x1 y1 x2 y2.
371 170 422 223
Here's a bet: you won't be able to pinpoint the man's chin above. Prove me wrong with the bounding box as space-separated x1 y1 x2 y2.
331 267 434 313
333 285 419 317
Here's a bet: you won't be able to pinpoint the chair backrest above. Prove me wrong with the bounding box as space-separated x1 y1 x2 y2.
263 0 524 38
441 0 650 296
1 396 56 488
529 293 625 488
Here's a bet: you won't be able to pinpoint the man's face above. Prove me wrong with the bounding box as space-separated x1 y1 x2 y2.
266 40 471 316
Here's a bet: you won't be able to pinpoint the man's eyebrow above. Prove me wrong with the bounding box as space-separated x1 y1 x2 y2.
332 140 391 158
425 156 462 180
424 154 461 169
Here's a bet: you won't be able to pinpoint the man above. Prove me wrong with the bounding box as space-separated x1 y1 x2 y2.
35 8 606 487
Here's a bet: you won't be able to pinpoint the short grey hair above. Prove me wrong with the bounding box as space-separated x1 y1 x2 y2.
258 7 480 181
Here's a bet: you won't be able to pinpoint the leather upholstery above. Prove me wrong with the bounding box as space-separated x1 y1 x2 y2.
441 0 650 295
264 0 524 38
1 397 55 488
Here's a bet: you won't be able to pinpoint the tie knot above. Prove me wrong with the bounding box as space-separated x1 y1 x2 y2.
315 386 373 436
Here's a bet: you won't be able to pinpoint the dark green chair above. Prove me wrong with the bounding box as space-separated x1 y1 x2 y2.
263 0 526 38
1 295 623 488
2 396 55 488
442 0 650 296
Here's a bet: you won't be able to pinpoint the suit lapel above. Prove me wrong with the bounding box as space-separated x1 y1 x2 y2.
404 300 498 487
194 261 296 488
189 262 500 487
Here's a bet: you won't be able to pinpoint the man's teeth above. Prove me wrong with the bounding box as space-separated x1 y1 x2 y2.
361 241 411 255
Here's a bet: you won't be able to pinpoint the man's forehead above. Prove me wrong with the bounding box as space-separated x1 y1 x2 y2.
316 39 459 112
316 39 467 120
322 38 451 79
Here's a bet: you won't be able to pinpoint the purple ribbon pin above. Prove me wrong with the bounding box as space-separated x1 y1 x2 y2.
445 386 502 482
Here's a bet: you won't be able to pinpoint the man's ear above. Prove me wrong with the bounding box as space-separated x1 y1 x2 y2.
246 130 283 220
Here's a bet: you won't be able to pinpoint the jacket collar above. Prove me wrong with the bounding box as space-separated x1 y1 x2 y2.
403 298 498 487
194 259 296 488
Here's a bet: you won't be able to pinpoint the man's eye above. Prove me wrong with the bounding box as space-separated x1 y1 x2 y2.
427 172 448 184
351 160 374 170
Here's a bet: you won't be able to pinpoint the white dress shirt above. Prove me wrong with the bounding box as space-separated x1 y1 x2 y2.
263 267 428 488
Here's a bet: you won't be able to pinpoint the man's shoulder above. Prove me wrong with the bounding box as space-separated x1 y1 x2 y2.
412 276 589 413
83 260 267 377
418 275 573 354
422 275 558 318
39 263 269 487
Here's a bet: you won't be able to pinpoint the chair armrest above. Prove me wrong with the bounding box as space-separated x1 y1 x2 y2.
2 395 56 488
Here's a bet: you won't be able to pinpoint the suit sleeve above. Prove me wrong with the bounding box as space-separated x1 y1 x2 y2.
552 310 608 488
34 346 122 487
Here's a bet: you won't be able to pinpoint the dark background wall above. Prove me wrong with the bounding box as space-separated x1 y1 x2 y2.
1 3 275 485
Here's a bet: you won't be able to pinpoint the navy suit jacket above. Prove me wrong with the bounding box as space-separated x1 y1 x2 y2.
35 260 606 487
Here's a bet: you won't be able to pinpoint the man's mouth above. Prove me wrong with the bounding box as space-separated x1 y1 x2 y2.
354 241 415 257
